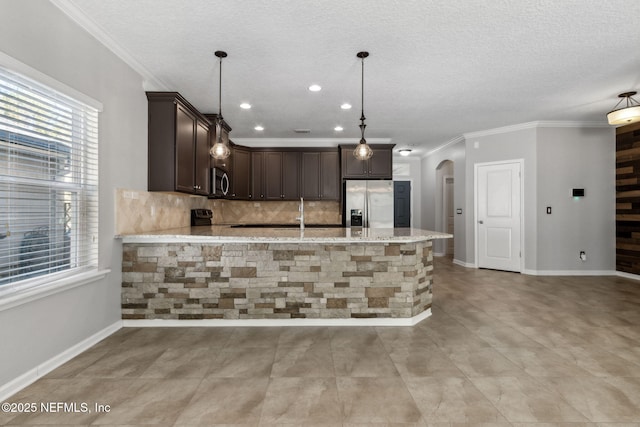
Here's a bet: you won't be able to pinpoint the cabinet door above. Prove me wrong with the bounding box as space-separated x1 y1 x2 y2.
251 151 264 200
231 148 250 199
301 152 320 200
341 147 367 178
175 104 196 193
282 152 300 199
264 152 283 200
368 147 392 178
194 120 210 195
320 151 340 200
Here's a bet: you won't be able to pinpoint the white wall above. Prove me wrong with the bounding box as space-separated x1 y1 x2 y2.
465 126 538 270
0 0 147 386
421 140 467 264
422 122 615 274
536 126 615 272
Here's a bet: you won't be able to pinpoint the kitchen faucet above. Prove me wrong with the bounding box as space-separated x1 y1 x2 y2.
296 197 304 231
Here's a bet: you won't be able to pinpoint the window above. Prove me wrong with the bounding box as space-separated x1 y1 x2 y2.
0 65 98 295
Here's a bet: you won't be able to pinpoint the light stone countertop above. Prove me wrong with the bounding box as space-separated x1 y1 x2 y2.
117 226 452 244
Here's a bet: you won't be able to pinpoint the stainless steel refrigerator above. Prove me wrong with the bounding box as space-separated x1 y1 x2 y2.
344 180 394 228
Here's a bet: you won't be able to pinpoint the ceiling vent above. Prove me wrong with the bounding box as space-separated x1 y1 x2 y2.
294 129 311 134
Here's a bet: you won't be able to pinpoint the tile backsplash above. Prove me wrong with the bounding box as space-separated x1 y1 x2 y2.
115 189 341 235
217 200 340 225
115 189 209 235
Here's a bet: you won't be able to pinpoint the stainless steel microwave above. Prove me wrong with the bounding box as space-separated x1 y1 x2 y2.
211 167 229 197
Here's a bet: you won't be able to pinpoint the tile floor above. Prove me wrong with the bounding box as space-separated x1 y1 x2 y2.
3 257 640 426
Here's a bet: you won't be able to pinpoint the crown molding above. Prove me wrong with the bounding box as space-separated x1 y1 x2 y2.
423 135 464 158
464 120 610 139
50 0 170 91
422 120 612 159
232 137 391 147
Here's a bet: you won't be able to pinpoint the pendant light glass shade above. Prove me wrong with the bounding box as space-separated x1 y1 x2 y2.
210 121 231 159
355 138 373 160
210 50 231 160
353 51 373 161
607 91 640 126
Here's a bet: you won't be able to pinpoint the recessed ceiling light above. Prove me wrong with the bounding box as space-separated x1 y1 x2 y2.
254 125 264 131
240 103 251 109
308 84 322 92
334 126 344 131
399 149 412 156
340 103 352 110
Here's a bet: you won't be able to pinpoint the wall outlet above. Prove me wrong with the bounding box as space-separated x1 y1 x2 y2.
579 251 586 261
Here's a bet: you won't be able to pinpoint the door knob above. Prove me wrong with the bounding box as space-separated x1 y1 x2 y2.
478 220 484 224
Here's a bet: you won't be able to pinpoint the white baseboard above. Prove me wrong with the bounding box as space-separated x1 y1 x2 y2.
616 271 640 281
123 309 431 328
452 258 475 268
522 269 616 276
433 252 445 257
0 320 122 401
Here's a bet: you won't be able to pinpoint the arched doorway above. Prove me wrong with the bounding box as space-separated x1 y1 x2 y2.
435 160 454 257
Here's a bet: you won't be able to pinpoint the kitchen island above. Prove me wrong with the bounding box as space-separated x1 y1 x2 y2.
119 226 451 326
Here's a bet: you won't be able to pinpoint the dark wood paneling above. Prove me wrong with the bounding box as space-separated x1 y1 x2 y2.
616 122 640 274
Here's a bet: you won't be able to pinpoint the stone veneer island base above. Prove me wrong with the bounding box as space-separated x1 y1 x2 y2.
119 227 451 326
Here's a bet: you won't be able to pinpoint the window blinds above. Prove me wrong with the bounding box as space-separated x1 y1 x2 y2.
0 66 99 293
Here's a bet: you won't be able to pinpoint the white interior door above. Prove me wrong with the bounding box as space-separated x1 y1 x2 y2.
476 161 522 272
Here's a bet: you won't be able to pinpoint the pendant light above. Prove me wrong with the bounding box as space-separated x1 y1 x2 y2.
353 51 373 160
607 91 640 126
210 50 231 159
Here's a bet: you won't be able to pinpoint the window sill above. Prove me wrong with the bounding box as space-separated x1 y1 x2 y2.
0 269 110 312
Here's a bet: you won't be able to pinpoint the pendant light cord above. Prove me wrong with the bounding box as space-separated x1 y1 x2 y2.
359 53 366 141
218 55 223 121
361 55 365 122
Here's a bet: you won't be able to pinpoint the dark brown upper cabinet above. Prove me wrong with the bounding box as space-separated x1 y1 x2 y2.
229 145 250 199
301 151 340 200
340 144 394 179
251 151 265 200
252 150 300 200
147 92 211 196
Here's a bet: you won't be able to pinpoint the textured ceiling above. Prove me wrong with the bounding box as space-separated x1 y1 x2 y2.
56 0 640 155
